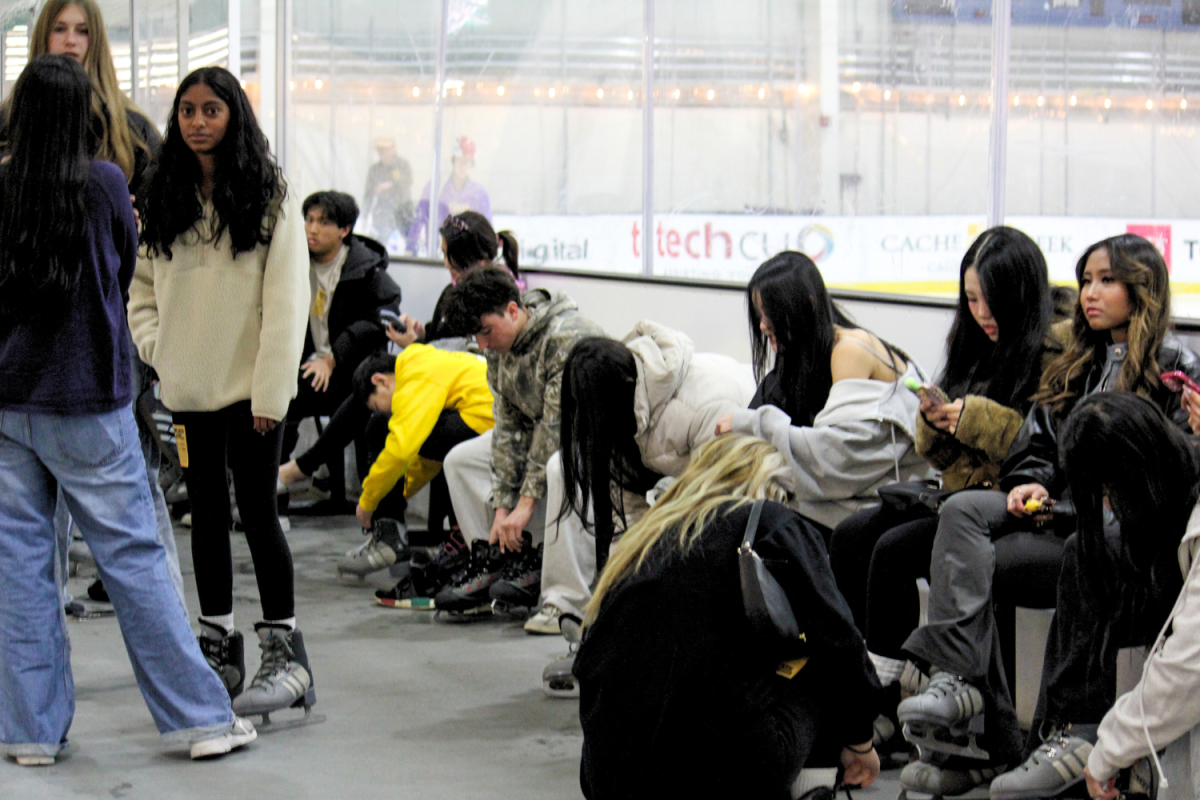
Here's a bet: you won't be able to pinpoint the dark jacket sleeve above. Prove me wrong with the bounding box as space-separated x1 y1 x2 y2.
755 503 881 746
126 110 162 198
330 266 401 368
997 403 1063 494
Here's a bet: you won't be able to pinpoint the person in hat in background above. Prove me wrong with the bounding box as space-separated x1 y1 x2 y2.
362 136 413 250
407 135 491 255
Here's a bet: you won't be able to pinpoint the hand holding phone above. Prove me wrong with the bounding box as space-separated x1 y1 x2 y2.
904 376 950 406
1162 370 1200 394
379 309 407 334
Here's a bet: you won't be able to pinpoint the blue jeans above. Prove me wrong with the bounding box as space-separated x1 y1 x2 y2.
0 407 232 758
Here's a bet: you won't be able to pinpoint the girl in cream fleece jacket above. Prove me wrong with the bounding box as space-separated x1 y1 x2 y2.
128 67 313 722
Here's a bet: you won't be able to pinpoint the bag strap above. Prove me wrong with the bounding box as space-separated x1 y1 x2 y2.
741 499 766 550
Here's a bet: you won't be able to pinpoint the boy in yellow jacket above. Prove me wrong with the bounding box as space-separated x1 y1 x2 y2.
338 348 494 600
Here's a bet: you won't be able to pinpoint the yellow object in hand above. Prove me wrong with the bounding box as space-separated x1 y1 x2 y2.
1024 498 1044 513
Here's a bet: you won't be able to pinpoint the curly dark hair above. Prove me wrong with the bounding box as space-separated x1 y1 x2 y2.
138 67 286 260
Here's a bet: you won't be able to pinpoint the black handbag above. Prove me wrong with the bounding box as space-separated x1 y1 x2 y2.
877 479 951 518
738 500 808 653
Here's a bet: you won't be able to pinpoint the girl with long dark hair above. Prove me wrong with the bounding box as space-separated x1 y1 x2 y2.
129 67 314 722
826 227 1064 743
0 55 253 765
993 393 1200 799
545 325 756 619
725 251 934 534
898 234 1200 799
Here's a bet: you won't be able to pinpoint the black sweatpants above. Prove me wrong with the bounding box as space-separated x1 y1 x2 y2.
294 392 373 482
172 400 295 621
370 409 479 538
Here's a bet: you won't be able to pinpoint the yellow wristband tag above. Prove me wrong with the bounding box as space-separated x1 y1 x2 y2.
776 657 809 679
173 425 189 468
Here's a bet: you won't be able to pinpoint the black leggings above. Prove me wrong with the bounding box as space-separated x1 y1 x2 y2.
173 401 294 621
294 392 373 480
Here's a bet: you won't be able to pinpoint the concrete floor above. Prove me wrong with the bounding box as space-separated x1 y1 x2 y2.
3 514 907 800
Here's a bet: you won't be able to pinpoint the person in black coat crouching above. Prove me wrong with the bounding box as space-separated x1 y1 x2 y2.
574 434 881 800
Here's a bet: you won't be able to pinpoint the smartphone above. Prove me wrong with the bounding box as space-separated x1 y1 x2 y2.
379 309 407 334
1162 370 1200 395
903 376 950 406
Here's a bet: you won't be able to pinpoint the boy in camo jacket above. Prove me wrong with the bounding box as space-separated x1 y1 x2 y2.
436 267 606 620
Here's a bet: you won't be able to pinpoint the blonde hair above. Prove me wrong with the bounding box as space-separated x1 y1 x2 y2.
582 434 794 629
24 0 150 180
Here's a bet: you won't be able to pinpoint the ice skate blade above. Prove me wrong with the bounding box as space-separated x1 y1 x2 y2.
541 678 580 699
435 603 494 622
66 601 115 620
490 599 533 620
902 720 991 761
896 787 992 800
252 704 326 733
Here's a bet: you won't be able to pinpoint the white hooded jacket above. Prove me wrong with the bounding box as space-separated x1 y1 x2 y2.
623 321 757 477
1088 503 1200 797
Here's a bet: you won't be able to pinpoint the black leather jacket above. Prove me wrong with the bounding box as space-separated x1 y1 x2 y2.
999 332 1200 495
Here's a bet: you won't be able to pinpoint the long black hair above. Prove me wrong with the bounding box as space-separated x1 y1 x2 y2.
748 251 899 427
0 55 93 325
559 338 663 567
439 210 519 279
139 67 285 260
938 226 1052 408
1061 392 1200 613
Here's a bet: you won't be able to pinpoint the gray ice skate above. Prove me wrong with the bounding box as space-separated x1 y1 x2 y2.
898 670 990 761
231 624 325 731
337 519 408 578
542 614 582 698
897 758 1005 799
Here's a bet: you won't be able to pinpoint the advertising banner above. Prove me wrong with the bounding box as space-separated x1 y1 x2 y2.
496 213 1200 298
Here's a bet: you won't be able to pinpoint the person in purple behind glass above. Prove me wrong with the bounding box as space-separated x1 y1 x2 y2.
0 55 255 767
406 135 492 255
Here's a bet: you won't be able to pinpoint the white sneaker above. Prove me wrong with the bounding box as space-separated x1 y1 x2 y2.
524 604 563 635
13 754 55 766
189 717 257 760
180 512 193 528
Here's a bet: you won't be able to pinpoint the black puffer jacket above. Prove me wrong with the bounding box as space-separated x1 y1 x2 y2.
1000 332 1200 495
303 234 401 369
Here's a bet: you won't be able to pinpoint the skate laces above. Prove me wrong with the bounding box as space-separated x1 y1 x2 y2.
199 636 231 669
250 633 296 686
926 670 969 697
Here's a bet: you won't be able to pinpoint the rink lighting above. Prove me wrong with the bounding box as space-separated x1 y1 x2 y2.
1147 99 1154 110
706 89 715 100
851 82 861 92
673 88 680 99
884 89 891 100
315 79 323 89
1104 98 1112 108
597 88 604 98
1036 95 1043 106
628 89 634 100
1183 99 1189 109
413 86 420 97
958 94 965 105
549 87 556 98
758 87 766 99
497 85 505 96
1069 95 1077 106
1013 95 1020 106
